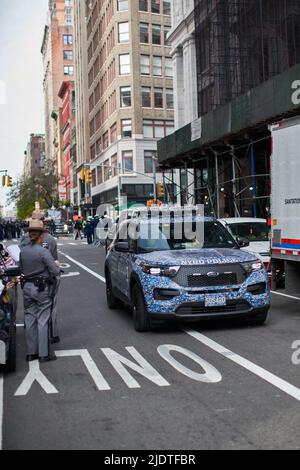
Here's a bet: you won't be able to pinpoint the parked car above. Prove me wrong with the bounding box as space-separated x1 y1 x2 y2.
105 212 270 331
219 218 271 266
54 220 73 237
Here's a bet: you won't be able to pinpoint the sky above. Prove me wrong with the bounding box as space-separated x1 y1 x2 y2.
0 0 48 211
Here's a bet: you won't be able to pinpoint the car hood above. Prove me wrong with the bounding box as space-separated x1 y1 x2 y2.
135 248 258 266
242 241 270 254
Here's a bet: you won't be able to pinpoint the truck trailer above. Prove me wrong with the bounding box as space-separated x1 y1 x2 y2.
271 116 300 296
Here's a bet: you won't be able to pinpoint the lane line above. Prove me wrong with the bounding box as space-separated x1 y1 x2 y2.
185 329 300 402
271 290 300 301
59 251 106 283
0 373 3 450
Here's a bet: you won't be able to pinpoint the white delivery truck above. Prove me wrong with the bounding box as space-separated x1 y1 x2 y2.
271 116 300 295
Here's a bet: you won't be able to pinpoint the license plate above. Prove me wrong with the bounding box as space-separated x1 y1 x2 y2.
205 295 226 307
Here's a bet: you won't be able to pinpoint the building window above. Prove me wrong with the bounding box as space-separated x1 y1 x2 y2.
121 119 132 138
64 66 74 75
103 131 109 150
140 55 150 75
63 34 73 45
154 88 163 108
92 169 97 187
152 24 161 45
104 159 110 181
166 88 174 109
153 56 162 76
110 122 117 144
165 57 173 77
97 166 103 185
122 151 133 173
118 22 129 43
164 25 171 44
117 0 128 11
142 87 151 107
143 119 174 138
119 54 131 74
63 50 73 60
120 86 131 107
144 150 157 173
139 0 148 11
140 23 149 44
163 0 171 15
151 0 160 14
111 154 118 177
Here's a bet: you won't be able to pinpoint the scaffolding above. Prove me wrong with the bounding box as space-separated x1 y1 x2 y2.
194 0 300 117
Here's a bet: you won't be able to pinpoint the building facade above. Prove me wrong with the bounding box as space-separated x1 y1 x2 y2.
23 134 46 180
41 0 75 167
84 0 174 213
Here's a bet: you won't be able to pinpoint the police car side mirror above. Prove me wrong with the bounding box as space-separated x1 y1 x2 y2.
115 241 130 253
236 236 250 248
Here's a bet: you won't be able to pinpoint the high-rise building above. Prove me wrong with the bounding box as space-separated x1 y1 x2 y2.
41 0 75 167
84 0 175 213
23 134 46 180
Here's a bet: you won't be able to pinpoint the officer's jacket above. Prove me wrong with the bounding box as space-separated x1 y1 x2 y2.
20 232 58 261
20 243 60 279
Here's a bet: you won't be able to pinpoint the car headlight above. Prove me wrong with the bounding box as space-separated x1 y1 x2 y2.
241 259 264 273
64 225 68 231
142 265 180 277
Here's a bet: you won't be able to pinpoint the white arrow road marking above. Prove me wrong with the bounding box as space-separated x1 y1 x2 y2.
15 361 59 397
61 272 80 278
157 345 222 383
185 329 300 402
0 374 3 450
59 252 106 283
55 350 110 391
101 347 170 389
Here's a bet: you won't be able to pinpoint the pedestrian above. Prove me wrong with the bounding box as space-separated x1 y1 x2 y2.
85 219 93 245
19 211 61 343
20 219 61 363
15 221 21 239
74 218 82 240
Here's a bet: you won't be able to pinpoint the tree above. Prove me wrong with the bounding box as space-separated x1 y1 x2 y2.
7 160 59 220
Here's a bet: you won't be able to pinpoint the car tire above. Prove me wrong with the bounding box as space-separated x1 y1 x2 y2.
105 270 122 310
248 309 268 326
132 285 151 332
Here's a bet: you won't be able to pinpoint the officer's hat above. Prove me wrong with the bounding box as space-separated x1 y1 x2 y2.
28 219 45 232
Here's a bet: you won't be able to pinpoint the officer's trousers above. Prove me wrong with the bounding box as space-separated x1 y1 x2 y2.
23 283 52 358
50 276 61 338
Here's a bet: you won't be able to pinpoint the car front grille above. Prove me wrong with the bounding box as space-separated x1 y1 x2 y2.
175 300 250 316
173 264 245 288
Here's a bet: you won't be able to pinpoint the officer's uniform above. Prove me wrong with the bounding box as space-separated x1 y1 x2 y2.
20 230 60 340
20 243 60 359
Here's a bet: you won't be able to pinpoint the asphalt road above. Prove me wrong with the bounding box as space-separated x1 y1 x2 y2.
1 239 300 450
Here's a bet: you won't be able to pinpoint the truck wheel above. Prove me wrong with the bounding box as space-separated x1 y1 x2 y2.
105 270 122 310
132 285 151 332
5 320 16 373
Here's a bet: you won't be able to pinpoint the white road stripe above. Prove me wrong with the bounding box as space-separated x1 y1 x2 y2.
0 373 3 450
59 252 106 283
185 329 300 403
271 290 300 301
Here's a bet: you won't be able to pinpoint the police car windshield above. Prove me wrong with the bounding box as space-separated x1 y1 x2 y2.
137 221 236 253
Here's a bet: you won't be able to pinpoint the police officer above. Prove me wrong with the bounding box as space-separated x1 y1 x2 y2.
20 211 61 344
20 220 61 363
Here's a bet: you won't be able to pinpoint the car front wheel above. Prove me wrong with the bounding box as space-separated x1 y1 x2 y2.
132 285 151 332
105 270 122 309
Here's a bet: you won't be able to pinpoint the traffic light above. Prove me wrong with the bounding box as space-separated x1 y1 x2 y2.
2 175 6 187
80 168 85 181
156 182 164 199
7 176 12 187
85 168 92 184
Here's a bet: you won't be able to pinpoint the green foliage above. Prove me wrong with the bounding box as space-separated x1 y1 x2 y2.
7 160 59 220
